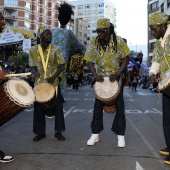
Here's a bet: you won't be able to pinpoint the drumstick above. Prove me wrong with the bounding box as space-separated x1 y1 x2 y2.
5 72 32 77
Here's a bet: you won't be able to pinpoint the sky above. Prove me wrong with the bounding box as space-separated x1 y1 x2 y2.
113 0 148 46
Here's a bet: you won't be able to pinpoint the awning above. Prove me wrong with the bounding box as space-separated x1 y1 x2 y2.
9 26 34 39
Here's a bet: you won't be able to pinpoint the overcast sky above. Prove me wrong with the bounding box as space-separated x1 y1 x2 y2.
113 0 148 46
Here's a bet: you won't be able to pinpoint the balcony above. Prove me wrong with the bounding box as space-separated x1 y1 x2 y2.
4 15 18 21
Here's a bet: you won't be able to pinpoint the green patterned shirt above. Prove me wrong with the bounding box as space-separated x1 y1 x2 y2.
84 35 130 76
29 44 65 86
152 37 170 74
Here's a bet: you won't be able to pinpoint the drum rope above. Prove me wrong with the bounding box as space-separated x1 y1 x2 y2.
38 44 51 80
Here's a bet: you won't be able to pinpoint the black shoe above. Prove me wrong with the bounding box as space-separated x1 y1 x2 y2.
164 155 170 165
55 132 65 141
0 155 14 163
160 148 169 156
33 134 46 141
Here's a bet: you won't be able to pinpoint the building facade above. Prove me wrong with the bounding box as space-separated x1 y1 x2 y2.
69 0 116 46
0 0 61 33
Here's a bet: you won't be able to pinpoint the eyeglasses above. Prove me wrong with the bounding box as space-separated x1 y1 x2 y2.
96 29 108 34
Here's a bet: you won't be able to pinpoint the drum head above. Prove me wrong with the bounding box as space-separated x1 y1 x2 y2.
158 70 170 90
34 83 55 102
5 78 35 106
94 77 120 100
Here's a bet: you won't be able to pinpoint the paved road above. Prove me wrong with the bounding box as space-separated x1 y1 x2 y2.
0 85 169 170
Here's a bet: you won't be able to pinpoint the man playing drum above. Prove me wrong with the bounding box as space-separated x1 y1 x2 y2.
84 18 130 147
0 12 14 163
149 12 170 165
29 26 66 142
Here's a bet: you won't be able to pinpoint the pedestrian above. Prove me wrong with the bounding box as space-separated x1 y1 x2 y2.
51 2 86 97
132 73 139 91
84 18 130 147
149 11 170 165
29 26 66 142
72 68 79 91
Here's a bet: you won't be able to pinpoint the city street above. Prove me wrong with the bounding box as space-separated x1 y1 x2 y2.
0 85 169 170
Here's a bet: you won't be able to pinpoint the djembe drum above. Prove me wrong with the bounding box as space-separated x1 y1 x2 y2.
33 83 58 118
0 78 35 126
158 69 170 97
93 77 120 114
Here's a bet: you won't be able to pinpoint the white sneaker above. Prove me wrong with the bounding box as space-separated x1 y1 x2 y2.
117 135 125 147
87 134 99 146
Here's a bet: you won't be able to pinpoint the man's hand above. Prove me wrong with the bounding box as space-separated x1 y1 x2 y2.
109 73 118 82
0 66 8 80
94 75 104 82
149 73 158 84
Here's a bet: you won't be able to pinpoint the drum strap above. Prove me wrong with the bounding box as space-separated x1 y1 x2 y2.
38 45 51 79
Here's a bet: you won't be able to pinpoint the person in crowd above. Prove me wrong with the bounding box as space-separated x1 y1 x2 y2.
29 26 66 142
0 12 14 163
51 2 86 96
149 11 170 165
84 18 130 147
132 72 139 91
72 68 79 91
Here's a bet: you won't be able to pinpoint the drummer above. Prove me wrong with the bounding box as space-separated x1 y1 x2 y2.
149 12 170 165
84 18 130 147
0 12 14 163
29 26 66 142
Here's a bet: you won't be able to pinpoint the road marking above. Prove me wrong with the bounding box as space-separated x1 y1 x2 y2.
125 93 132 97
64 106 76 118
136 161 144 170
152 108 162 115
127 116 165 167
25 108 34 112
126 110 143 114
85 93 89 96
73 109 87 114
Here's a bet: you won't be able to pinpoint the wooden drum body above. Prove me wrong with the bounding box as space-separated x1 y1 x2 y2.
34 83 57 118
158 69 170 97
94 77 120 114
0 78 35 126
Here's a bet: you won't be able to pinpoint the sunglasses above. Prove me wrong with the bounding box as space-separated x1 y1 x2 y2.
96 29 108 34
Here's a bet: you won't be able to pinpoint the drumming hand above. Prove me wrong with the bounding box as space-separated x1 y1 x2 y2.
95 75 104 82
150 73 158 84
0 66 8 80
109 73 118 82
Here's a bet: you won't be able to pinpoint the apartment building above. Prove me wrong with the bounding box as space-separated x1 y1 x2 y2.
0 0 61 33
69 0 116 46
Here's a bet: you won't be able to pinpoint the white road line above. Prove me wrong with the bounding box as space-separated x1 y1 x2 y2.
136 161 144 170
85 93 89 96
64 106 76 118
127 116 165 168
25 109 34 112
125 93 132 97
152 108 162 115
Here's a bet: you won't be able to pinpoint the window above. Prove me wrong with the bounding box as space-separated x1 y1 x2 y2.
80 25 82 29
37 0 40 3
85 11 90 15
168 0 170 8
98 3 104 7
161 3 164 13
78 5 83 9
151 42 155 50
98 9 104 14
151 2 158 10
79 32 82 36
78 11 83 16
37 16 40 22
45 9 48 15
85 4 90 8
45 0 47 6
25 2 31 10
25 21 31 29
25 12 31 19
37 7 40 13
